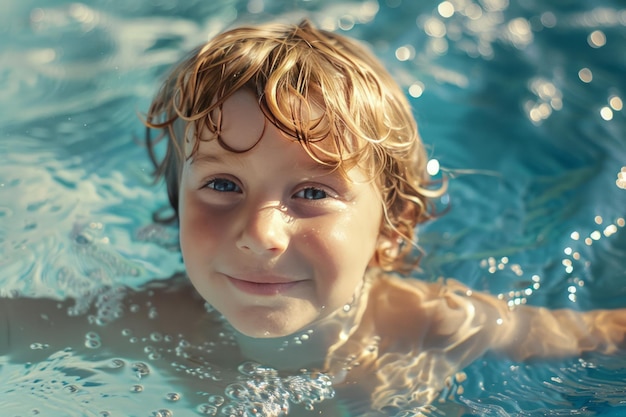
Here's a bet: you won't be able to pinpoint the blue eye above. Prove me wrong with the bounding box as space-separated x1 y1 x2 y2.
204 178 241 193
296 188 327 200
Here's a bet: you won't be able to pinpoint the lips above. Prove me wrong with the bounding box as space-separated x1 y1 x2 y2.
224 274 303 296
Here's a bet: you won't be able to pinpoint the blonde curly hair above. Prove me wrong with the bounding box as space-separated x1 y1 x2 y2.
144 20 443 273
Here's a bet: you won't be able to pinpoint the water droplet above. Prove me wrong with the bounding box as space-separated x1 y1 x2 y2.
30 342 49 350
130 384 144 393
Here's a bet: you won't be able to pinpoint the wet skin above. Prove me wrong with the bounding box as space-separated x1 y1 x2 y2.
178 89 384 338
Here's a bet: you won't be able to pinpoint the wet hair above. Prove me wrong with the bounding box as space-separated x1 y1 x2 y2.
144 19 444 273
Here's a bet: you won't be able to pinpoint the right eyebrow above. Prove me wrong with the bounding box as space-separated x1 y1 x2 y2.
190 153 221 165
190 152 248 171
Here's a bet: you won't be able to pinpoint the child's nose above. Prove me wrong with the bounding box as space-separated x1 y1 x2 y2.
236 205 290 256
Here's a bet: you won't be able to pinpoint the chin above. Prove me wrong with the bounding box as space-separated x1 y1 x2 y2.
233 322 299 339
229 314 312 339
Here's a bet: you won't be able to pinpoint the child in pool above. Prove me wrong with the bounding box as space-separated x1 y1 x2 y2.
141 20 626 412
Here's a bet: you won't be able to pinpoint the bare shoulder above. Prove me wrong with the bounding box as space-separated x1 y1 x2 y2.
364 273 465 338
367 272 479 315
365 272 511 351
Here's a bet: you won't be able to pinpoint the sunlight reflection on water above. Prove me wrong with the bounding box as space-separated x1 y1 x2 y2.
1 0 625 415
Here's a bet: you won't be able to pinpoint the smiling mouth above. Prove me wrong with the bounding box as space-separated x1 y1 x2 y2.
226 275 302 296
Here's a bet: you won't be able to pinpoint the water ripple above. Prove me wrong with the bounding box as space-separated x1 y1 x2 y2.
0 148 181 299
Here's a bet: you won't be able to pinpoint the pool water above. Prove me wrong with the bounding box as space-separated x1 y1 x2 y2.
1 0 626 416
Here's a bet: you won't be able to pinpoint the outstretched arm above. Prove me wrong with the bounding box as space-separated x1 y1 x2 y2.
413 278 626 364
493 302 626 360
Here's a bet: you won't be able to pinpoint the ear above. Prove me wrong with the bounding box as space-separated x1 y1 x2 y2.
368 232 401 269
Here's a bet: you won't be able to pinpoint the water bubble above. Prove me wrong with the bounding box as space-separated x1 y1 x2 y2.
165 392 181 402
85 338 102 349
151 409 172 417
150 332 163 342
224 383 250 400
207 395 225 406
149 351 163 360
64 384 80 393
238 361 261 376
85 331 100 340
196 404 218 415
220 404 243 416
130 384 144 393
132 362 151 379
109 358 125 369
30 342 49 350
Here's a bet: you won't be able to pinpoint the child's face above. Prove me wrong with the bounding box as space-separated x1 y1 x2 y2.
178 90 383 338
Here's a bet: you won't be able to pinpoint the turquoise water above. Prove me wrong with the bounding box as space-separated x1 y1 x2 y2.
1 0 626 415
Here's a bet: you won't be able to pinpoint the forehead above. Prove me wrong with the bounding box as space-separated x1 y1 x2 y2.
184 89 368 172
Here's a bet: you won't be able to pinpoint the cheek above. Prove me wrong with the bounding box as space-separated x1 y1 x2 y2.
178 194 222 261
299 214 380 280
